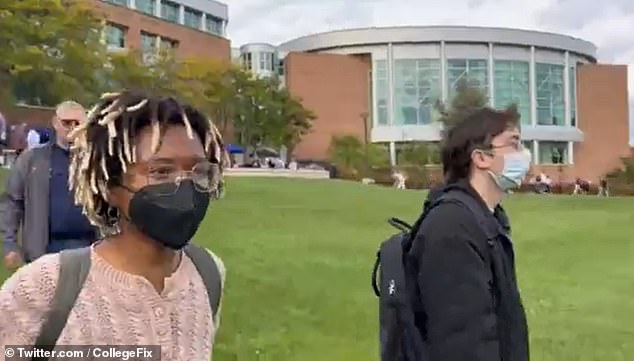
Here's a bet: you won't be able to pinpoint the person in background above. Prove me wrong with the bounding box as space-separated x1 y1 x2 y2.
392 169 407 190
598 178 609 197
0 111 7 147
1 101 97 270
288 158 298 171
0 91 228 359
9 122 28 156
409 107 530 361
573 177 590 195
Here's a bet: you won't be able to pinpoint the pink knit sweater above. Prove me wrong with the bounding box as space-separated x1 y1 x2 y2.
0 247 225 361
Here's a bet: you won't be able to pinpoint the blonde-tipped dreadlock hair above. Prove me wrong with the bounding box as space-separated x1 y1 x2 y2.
68 91 229 233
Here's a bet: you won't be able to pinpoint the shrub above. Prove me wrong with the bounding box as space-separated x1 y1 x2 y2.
367 143 391 168
397 142 440 166
327 135 364 175
328 135 392 179
604 157 634 195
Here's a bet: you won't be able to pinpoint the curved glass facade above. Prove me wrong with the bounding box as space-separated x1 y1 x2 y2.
494 60 530 125
374 60 389 125
447 59 488 100
569 66 576 126
535 63 565 126
372 47 578 131
393 59 441 125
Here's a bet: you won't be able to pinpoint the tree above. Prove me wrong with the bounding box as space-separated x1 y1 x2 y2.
268 87 314 160
106 50 181 97
230 75 315 158
173 59 249 138
0 0 109 105
231 75 271 154
328 135 365 172
169 59 314 158
435 78 489 129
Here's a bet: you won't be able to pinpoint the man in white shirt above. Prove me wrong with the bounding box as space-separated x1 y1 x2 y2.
392 170 406 190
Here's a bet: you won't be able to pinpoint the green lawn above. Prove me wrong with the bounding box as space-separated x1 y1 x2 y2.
2 177 633 361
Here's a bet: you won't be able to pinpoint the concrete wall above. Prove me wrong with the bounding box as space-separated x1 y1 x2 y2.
92 0 231 61
285 52 371 160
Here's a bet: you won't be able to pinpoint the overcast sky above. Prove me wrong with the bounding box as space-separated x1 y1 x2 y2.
223 0 634 144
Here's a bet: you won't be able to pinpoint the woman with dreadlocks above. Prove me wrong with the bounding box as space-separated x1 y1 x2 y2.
0 91 229 359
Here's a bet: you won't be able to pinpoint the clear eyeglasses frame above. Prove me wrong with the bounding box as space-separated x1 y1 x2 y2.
145 161 221 196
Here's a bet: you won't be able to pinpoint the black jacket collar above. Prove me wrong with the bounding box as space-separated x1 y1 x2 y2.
424 180 512 235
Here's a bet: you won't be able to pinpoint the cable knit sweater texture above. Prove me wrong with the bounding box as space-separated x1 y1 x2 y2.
0 247 225 361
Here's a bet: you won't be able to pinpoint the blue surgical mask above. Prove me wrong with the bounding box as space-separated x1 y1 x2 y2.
488 150 532 192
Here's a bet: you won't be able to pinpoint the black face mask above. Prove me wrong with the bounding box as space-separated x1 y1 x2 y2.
126 180 210 250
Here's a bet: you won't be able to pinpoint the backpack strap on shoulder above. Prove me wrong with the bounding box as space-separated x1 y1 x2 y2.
33 247 92 354
184 244 222 323
438 190 502 241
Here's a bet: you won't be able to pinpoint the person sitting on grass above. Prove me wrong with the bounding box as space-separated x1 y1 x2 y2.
573 177 591 195
0 91 228 360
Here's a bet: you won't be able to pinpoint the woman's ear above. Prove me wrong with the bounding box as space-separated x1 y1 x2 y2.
106 183 128 217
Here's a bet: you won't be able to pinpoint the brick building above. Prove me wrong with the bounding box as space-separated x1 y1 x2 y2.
94 0 230 61
0 0 231 132
239 26 631 183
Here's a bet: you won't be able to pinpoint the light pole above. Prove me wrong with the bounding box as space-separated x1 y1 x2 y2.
361 112 369 170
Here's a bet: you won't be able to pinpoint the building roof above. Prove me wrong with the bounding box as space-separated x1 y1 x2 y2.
240 43 277 53
278 26 597 61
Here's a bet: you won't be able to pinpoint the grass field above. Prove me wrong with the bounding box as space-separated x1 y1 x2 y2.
2 177 633 360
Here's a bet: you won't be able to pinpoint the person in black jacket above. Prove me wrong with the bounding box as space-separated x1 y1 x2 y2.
409 107 531 361
424 182 511 235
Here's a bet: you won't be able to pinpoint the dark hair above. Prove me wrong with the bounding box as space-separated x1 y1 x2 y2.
68 91 228 232
441 107 519 183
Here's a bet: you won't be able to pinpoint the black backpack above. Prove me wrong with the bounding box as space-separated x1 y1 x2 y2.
371 190 496 361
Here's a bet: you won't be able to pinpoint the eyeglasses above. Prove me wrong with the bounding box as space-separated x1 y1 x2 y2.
145 161 220 196
60 118 80 129
490 141 524 152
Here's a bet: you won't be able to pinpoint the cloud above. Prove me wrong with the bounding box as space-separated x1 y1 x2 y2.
224 0 551 45
537 0 634 31
223 0 633 144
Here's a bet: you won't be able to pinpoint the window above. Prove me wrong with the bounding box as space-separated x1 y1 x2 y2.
538 141 568 164
140 32 158 54
242 53 252 70
569 66 576 127
536 63 565 126
161 1 179 23
447 59 488 100
184 7 202 29
393 59 441 125
277 59 285 76
135 0 156 16
205 15 223 36
374 60 389 126
160 37 178 52
494 60 530 125
104 0 127 6
259 52 275 72
105 23 126 49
